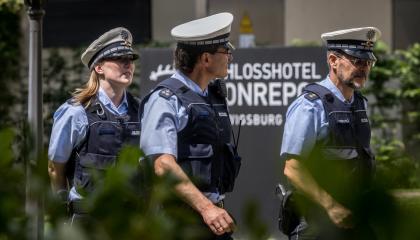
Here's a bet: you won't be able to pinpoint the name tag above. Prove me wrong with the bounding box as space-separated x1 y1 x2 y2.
337 119 350 124
131 130 140 136
218 112 228 117
361 118 369 123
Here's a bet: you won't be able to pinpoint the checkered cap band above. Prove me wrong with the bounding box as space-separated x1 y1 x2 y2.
178 37 230 46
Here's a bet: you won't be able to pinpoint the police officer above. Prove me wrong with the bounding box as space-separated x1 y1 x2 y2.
140 13 240 239
47 27 140 224
280 27 381 239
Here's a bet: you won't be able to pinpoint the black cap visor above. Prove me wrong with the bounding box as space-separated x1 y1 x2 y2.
104 50 139 60
341 49 376 61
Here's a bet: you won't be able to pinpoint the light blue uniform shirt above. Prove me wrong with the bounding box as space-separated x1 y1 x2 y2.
140 71 224 203
280 76 356 159
48 87 129 201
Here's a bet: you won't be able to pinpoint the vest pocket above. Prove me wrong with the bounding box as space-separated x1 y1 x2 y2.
179 144 214 188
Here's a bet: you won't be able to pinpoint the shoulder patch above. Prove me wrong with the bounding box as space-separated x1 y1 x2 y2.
158 88 174 100
304 92 320 101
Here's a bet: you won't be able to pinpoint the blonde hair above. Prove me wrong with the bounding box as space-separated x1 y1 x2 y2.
71 70 101 107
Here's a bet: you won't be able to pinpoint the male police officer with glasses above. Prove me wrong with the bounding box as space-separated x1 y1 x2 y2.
140 13 240 239
279 27 381 240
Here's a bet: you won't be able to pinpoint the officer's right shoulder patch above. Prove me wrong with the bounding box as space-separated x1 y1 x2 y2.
304 92 320 101
158 88 174 100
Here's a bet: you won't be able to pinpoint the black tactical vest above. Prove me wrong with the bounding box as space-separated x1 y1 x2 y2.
141 78 241 194
71 92 140 194
303 83 375 205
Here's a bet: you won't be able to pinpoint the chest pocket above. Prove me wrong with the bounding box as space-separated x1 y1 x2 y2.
188 104 217 143
90 121 123 155
329 111 354 146
178 143 214 189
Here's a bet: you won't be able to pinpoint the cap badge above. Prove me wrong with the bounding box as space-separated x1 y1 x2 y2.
364 29 376 48
367 29 376 40
120 30 131 47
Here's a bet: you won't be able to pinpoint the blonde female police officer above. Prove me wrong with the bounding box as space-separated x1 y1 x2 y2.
140 13 240 239
280 27 381 240
48 27 140 223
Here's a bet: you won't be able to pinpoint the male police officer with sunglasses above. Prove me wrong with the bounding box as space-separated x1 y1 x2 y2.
140 13 240 240
279 27 381 240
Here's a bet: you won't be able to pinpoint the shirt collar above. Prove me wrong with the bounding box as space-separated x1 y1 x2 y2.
319 76 354 104
98 87 128 112
172 70 208 97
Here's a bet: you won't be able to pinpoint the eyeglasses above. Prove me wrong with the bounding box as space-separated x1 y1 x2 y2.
215 50 232 55
214 50 233 60
336 54 375 67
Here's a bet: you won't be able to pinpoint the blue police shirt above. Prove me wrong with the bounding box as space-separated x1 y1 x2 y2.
140 70 224 203
48 87 129 201
280 76 358 159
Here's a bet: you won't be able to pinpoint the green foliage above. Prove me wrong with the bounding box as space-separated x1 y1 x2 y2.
240 200 269 240
397 43 420 160
366 41 420 188
0 128 26 239
374 139 420 188
0 0 23 13
0 1 22 126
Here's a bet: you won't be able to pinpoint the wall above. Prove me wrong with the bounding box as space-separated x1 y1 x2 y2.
152 0 284 46
209 0 284 46
284 0 392 47
152 0 207 43
393 0 420 49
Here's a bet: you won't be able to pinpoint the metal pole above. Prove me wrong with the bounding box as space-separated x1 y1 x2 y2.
25 1 45 239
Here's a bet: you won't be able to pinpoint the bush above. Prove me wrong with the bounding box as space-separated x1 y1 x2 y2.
367 41 420 188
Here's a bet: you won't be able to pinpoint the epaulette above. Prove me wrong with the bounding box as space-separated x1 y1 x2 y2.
304 92 320 101
159 88 174 100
